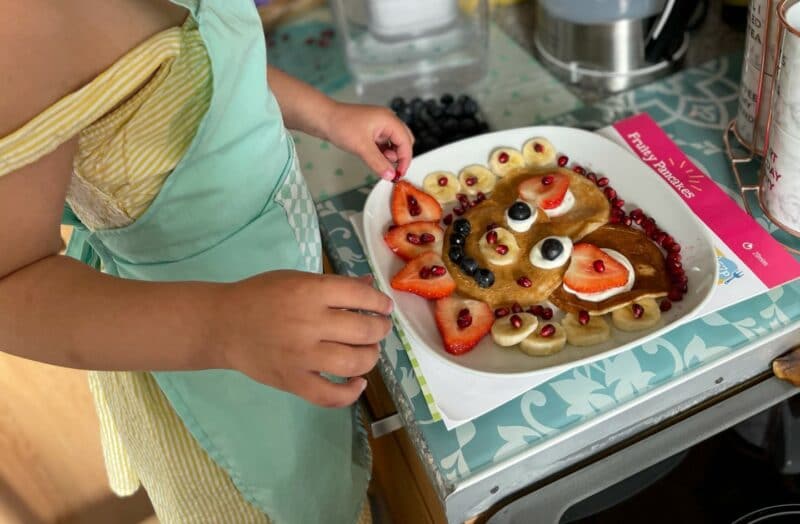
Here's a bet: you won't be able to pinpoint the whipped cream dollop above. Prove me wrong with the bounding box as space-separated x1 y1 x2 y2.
506 201 537 233
543 189 575 218
530 236 573 269
563 249 635 302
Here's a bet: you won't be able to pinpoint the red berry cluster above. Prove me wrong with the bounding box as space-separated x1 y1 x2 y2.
450 192 487 218
559 154 686 308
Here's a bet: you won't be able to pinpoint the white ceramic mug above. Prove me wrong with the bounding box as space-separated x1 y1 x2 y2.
745 0 782 74
736 58 773 151
761 120 800 231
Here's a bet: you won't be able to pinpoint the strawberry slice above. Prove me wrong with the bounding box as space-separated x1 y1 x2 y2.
391 252 455 299
391 180 442 225
563 243 630 293
518 173 570 210
383 221 444 261
434 297 493 355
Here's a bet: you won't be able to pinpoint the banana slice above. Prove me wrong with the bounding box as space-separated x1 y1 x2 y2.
458 165 496 196
423 171 461 204
478 227 520 266
522 137 557 167
491 312 538 347
488 147 525 177
611 298 661 332
520 322 566 356
562 313 611 347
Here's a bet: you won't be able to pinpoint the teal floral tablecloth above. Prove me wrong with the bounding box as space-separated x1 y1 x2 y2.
316 52 800 496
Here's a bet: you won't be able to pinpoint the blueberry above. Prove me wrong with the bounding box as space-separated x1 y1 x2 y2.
453 218 471 236
390 97 406 112
410 97 424 111
446 102 464 118
429 124 444 138
449 233 466 246
463 98 479 116
425 98 438 111
418 134 439 152
474 268 495 288
460 256 478 276
457 94 472 105
440 93 454 106
418 108 435 126
459 117 478 135
478 121 490 133
398 108 413 126
442 118 459 134
429 105 444 119
508 201 532 221
541 238 564 261
448 245 464 264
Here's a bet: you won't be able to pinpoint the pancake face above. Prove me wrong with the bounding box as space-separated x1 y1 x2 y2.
549 224 671 315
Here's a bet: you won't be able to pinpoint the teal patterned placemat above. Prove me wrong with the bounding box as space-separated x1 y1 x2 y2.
317 52 800 494
267 9 582 201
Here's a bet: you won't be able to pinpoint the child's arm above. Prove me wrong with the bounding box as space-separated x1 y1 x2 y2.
267 66 415 180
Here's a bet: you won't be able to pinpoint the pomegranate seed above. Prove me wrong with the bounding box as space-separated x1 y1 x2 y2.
597 177 609 187
670 265 685 277
406 233 421 245
623 216 633 227
408 195 418 207
419 266 431 279
443 214 453 225
659 299 673 312
486 222 499 232
468 199 478 208
393 170 403 182
466 176 478 186
573 166 586 175
495 244 509 255
458 308 470 319
587 172 597 183
593 260 605 273
578 310 590 326
542 175 554 186
453 207 465 216
540 324 556 338
649 229 662 241
654 232 667 245
613 198 625 208
541 307 553 320
517 276 532 288
438 176 449 187
557 155 568 167
644 221 656 236
486 230 498 244
531 305 545 317
498 152 510 164
609 214 622 224
668 288 684 302
632 303 644 319
457 193 469 206
668 252 682 264
420 233 435 244
512 302 523 314
604 187 617 200
611 207 624 219
662 235 675 249
672 274 688 285
409 205 421 216
510 314 523 329
534 142 544 153
457 314 473 329
630 209 643 220
634 215 644 225
431 265 447 276
669 243 682 254
680 282 689 293
476 192 486 202
494 307 510 318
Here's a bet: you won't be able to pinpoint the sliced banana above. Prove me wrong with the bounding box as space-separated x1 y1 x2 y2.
488 147 525 177
458 165 496 196
478 227 520 266
520 322 566 356
562 313 611 347
611 298 661 332
491 312 538 347
522 137 557 167
422 171 461 204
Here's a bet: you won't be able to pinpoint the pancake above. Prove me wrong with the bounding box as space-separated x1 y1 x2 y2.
549 224 671 315
442 203 566 307
490 167 611 240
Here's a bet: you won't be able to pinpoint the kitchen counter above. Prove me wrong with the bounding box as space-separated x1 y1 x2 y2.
492 0 748 103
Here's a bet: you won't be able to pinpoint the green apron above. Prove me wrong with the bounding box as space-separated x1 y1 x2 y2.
63 1 370 522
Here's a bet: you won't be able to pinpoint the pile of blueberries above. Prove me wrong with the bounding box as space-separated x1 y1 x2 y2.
447 217 496 289
389 94 490 156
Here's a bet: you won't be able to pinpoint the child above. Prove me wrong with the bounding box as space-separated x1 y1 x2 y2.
0 0 413 522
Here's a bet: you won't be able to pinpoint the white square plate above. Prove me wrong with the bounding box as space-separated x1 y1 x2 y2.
363 126 718 377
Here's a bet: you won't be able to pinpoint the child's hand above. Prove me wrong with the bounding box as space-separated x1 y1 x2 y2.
216 271 394 408
324 102 415 182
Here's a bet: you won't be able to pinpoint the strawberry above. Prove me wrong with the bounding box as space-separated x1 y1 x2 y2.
434 297 493 355
391 180 442 225
391 252 455 299
518 173 570 210
563 243 629 293
383 221 444 261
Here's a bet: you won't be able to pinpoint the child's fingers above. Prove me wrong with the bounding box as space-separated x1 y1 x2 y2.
300 374 368 408
325 309 392 346
322 274 392 314
314 342 380 378
362 143 401 182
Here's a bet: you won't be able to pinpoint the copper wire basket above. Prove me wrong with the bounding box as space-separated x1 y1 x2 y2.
724 0 800 253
